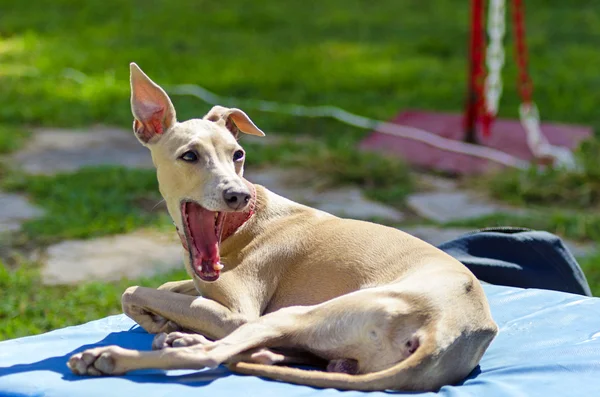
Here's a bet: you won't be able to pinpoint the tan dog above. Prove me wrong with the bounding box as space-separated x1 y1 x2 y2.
67 63 498 391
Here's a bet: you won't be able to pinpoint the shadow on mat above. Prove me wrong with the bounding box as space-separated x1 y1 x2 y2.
0 330 231 387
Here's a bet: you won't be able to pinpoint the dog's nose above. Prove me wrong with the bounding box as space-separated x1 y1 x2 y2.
223 188 251 210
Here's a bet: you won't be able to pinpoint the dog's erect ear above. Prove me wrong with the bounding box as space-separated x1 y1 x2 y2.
129 63 177 145
204 105 265 139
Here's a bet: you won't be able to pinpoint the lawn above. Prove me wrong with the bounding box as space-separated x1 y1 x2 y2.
2 1 599 135
1 0 600 340
0 259 189 340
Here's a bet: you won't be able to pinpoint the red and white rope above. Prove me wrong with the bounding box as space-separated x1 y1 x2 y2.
511 0 576 169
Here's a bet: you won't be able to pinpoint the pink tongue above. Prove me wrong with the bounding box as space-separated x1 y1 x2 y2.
186 203 219 271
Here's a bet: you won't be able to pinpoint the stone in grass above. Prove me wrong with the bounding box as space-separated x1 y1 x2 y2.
400 226 473 247
245 168 404 222
10 126 153 175
0 192 44 233
41 230 183 285
406 191 521 224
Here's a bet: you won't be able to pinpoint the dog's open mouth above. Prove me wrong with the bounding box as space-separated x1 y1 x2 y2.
181 201 225 282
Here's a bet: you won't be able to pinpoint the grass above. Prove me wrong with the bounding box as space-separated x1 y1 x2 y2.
577 253 600 297
0 125 30 154
1 1 600 139
0 259 188 341
478 139 600 209
470 139 600 244
1 167 171 245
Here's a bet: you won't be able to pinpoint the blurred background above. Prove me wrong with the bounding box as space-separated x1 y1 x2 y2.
1 0 599 340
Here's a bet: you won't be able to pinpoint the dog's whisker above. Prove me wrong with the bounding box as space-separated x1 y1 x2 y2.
151 199 166 212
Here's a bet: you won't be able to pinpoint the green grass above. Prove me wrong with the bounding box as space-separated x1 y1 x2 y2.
1 167 171 245
478 139 600 209
577 253 600 297
0 259 189 341
1 1 600 139
0 125 30 154
471 139 600 244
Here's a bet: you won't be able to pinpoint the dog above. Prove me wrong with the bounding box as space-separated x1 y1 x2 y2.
67 63 498 391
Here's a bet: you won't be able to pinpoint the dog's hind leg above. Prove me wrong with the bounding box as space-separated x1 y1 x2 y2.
152 331 327 371
152 331 326 368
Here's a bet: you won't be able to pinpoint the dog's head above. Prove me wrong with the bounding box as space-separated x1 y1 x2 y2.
129 63 265 282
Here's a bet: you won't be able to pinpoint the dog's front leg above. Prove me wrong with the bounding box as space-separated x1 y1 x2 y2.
157 279 199 295
121 286 248 339
124 280 201 334
68 344 219 376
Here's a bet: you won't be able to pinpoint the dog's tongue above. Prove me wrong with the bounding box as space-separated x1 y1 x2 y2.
186 203 220 274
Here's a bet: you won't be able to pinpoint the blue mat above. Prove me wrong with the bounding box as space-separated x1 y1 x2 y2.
1 284 600 396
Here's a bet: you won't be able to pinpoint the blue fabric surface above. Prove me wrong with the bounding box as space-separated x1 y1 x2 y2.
1 284 600 396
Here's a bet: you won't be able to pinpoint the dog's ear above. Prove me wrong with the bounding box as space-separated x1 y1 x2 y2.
129 63 177 145
204 105 265 139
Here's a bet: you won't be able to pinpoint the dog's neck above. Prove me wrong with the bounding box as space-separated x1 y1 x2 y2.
176 179 257 251
221 180 257 241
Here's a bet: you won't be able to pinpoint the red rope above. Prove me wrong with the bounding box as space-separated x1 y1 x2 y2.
465 0 488 140
512 0 533 104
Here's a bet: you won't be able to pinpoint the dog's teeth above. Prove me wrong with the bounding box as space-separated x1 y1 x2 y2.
213 263 224 271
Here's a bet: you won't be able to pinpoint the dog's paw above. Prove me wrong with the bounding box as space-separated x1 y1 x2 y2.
121 287 181 334
248 348 286 365
152 332 212 350
68 346 130 376
123 305 180 334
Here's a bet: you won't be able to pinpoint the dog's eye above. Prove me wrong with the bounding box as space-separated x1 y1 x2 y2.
180 151 199 163
233 150 245 162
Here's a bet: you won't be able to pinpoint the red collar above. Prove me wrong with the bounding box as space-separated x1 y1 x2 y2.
176 180 256 252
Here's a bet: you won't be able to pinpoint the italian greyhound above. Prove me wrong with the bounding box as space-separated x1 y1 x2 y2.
67 63 498 391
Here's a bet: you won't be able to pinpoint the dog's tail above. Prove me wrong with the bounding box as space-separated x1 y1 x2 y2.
228 328 495 391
